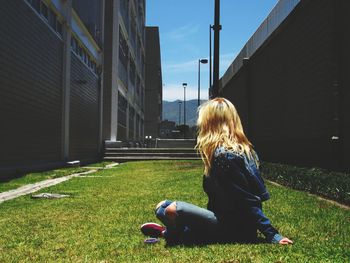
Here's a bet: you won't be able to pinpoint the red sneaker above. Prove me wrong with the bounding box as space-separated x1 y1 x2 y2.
140 222 165 238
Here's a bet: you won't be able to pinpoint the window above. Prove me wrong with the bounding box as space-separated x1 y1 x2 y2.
119 29 129 86
71 36 99 74
92 62 97 74
74 39 79 54
27 0 63 37
56 20 63 36
48 9 56 29
141 54 145 79
130 19 136 51
40 1 48 20
129 58 136 85
119 29 129 68
118 92 128 127
129 106 135 139
71 37 76 51
136 75 142 105
120 0 129 30
83 51 88 64
137 38 141 68
90 59 95 71
136 114 140 139
78 46 83 58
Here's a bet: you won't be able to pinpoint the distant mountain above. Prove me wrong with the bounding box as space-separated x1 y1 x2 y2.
162 99 207 127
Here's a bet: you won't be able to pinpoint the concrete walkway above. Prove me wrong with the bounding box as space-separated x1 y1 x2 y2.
0 163 120 204
0 169 97 204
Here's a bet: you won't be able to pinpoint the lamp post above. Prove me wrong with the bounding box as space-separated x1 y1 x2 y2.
198 59 208 107
212 0 221 98
182 83 187 138
209 25 213 89
178 101 182 125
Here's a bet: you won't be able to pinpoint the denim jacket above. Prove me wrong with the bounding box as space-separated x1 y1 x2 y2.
203 146 283 243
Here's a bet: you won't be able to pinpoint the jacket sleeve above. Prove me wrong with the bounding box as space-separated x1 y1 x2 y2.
214 152 282 243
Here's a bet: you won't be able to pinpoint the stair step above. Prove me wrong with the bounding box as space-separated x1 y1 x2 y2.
103 147 202 162
103 156 201 162
104 152 200 157
105 148 197 153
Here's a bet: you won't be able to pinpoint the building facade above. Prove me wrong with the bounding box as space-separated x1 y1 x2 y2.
145 26 163 139
0 0 147 178
103 0 146 146
159 120 176 139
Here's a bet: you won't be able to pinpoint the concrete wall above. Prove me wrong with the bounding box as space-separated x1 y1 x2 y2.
69 54 100 161
220 0 349 171
339 0 350 169
145 26 162 138
103 0 146 143
0 0 102 178
0 1 63 173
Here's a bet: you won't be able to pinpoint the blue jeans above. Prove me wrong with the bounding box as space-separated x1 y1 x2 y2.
155 200 257 244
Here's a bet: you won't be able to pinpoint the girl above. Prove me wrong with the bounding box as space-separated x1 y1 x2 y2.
141 97 292 245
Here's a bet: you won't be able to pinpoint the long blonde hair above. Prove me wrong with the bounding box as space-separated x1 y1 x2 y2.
195 97 256 175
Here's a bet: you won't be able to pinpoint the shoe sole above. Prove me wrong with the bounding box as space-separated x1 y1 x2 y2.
140 222 165 238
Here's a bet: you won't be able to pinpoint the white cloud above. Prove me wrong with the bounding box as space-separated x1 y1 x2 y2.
163 59 199 73
163 53 237 74
161 53 238 101
162 83 209 102
165 24 201 40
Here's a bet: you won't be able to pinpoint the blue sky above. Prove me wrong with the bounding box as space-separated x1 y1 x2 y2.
146 0 279 101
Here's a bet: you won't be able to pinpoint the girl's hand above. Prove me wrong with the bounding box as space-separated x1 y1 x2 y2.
279 237 293 245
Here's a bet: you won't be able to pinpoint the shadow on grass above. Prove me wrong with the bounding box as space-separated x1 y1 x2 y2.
164 237 268 248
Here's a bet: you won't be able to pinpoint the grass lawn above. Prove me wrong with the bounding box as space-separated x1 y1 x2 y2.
83 161 115 168
0 160 349 262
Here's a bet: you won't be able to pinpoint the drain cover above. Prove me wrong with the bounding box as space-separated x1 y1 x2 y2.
31 193 70 199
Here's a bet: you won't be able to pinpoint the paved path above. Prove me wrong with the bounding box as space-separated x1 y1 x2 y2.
0 169 97 204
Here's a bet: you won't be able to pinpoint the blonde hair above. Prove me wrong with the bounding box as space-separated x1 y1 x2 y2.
195 97 257 175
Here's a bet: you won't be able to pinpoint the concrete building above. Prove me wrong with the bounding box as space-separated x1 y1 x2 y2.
219 0 350 171
159 120 176 139
0 0 147 178
144 27 163 139
103 0 146 146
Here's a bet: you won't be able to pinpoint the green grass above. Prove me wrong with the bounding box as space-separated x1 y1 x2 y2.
83 161 115 168
0 167 89 193
0 160 349 262
261 162 350 205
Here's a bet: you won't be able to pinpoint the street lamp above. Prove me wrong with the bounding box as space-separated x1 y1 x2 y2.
209 25 213 89
178 101 182 125
182 83 187 138
198 59 208 107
